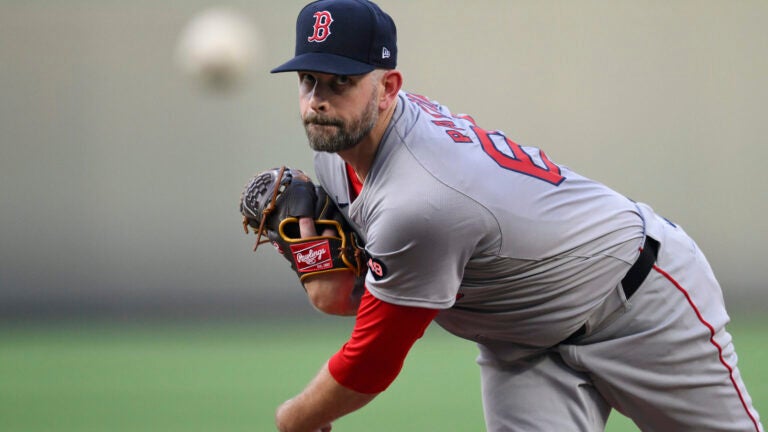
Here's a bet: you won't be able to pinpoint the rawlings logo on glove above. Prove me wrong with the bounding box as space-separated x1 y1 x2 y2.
239 166 366 282
292 240 331 269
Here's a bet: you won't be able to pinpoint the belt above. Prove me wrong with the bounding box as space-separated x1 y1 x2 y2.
563 235 660 343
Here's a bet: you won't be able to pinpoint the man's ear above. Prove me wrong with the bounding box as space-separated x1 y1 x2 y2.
379 70 403 110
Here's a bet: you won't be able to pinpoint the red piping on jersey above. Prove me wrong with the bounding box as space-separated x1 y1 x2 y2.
652 264 761 431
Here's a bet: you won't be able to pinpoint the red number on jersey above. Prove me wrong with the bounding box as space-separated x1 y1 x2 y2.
471 126 565 186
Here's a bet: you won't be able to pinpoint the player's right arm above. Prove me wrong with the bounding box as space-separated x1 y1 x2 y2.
299 217 361 316
302 271 359 316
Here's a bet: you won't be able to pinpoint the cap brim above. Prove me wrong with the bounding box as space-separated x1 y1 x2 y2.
270 53 375 75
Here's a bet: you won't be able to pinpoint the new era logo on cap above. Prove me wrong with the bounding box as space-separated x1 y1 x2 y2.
271 0 397 75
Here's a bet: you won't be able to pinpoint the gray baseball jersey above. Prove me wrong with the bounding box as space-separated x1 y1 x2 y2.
316 91 644 348
315 91 763 431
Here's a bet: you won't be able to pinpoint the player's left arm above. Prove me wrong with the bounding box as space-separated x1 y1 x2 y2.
275 290 439 431
275 363 372 432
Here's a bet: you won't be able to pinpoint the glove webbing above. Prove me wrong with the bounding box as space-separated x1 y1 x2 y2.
241 165 287 251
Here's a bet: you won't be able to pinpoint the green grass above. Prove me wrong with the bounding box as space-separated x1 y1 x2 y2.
0 318 764 431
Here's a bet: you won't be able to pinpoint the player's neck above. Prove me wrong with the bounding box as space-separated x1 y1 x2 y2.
338 99 398 183
338 140 376 183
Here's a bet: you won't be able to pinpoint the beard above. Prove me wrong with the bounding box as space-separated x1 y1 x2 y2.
302 91 379 153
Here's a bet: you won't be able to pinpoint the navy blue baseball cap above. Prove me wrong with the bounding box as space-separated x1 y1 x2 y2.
271 0 397 75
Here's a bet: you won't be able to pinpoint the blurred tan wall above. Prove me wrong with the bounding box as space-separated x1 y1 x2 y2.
1 1 765 319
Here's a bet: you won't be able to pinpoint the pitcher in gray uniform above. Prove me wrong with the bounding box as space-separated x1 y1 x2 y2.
268 1 763 431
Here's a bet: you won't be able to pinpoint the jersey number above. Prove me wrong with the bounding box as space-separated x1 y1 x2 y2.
471 126 565 186
408 92 565 186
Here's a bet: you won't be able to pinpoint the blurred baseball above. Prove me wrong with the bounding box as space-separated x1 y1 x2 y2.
176 7 258 91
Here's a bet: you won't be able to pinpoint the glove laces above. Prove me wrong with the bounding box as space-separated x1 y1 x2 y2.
242 165 287 251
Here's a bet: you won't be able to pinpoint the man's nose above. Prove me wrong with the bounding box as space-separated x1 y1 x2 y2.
308 83 329 112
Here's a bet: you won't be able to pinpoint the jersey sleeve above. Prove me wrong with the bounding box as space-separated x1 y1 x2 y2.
328 289 439 394
362 183 492 309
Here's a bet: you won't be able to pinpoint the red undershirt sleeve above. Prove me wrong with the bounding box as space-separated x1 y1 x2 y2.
328 289 439 394
332 163 439 393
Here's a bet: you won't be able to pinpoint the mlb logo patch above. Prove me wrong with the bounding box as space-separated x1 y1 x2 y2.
290 240 333 273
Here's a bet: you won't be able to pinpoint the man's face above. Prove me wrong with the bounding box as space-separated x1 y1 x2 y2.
298 71 380 153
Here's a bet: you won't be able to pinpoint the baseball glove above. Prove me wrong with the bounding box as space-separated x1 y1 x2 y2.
240 166 366 282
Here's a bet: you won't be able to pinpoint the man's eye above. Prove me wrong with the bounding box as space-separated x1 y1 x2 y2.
299 73 316 85
334 75 350 85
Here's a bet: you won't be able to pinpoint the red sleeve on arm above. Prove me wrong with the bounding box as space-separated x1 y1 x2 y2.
328 289 439 394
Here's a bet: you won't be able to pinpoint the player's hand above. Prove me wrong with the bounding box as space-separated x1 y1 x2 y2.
240 167 366 283
300 217 361 316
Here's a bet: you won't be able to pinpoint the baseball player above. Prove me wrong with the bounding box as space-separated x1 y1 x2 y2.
262 0 764 430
